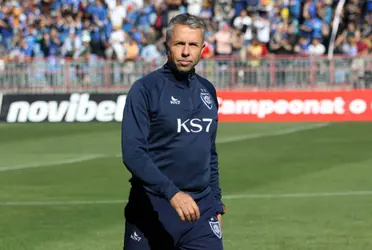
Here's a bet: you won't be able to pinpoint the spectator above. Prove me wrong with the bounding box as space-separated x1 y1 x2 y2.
83 16 106 58
253 11 270 45
211 23 233 56
139 36 162 62
294 36 310 56
166 0 185 22
361 13 372 38
230 28 244 55
75 31 92 84
233 0 248 16
61 29 82 58
270 34 293 54
0 11 14 51
309 36 326 55
187 0 202 16
243 37 268 84
109 0 126 28
86 0 107 23
137 0 153 33
199 0 213 21
289 0 301 20
0 0 370 63
152 2 168 38
233 9 253 46
123 4 138 33
300 11 329 43
335 21 361 47
344 0 362 24
201 41 214 59
342 34 358 57
213 0 234 22
317 0 333 25
105 24 126 62
123 34 139 61
244 36 268 61
77 31 91 60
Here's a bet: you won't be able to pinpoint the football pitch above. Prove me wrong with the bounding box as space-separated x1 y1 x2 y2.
0 122 372 250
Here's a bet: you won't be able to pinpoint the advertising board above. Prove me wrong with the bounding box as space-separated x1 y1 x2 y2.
1 90 372 123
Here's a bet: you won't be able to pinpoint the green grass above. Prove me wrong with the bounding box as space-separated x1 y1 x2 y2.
1 122 372 250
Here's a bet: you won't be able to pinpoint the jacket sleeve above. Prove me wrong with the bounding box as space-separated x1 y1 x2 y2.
209 122 225 214
208 86 225 215
121 81 180 201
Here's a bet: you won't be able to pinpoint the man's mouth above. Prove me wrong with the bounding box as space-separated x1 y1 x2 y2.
178 60 192 66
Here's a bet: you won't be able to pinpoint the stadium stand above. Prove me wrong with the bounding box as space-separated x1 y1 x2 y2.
0 0 371 60
0 0 371 90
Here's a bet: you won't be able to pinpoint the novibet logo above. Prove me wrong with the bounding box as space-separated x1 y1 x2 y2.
5 93 127 123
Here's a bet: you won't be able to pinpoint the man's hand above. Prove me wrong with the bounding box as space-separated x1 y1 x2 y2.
217 204 226 232
217 214 222 232
170 192 200 222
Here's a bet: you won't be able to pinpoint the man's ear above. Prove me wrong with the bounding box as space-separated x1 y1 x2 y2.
164 42 169 55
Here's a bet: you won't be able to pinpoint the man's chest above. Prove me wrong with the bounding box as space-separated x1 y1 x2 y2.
150 84 218 135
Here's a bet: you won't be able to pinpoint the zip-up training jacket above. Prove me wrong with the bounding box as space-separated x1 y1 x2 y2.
121 63 224 214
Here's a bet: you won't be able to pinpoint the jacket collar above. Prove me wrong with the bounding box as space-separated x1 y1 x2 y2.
158 62 196 88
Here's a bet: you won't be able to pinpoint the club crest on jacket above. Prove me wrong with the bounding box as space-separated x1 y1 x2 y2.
200 92 213 109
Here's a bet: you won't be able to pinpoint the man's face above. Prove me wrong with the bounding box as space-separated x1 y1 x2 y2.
167 24 205 74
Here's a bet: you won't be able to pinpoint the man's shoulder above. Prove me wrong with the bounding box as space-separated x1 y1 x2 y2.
195 74 217 95
195 73 214 86
129 69 164 93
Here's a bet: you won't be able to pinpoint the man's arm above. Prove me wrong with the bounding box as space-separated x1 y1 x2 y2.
122 81 201 222
210 124 225 215
207 84 226 216
121 82 180 201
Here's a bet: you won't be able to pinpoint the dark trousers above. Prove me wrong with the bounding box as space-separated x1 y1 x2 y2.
123 186 224 250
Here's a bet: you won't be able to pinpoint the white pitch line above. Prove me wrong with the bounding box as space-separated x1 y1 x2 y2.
0 155 105 172
1 190 372 206
0 200 126 206
223 190 372 199
217 122 330 144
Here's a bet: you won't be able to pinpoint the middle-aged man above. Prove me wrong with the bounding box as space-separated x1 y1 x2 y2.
121 13 226 250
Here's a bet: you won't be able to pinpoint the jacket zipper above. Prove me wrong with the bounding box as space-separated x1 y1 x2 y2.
185 77 195 110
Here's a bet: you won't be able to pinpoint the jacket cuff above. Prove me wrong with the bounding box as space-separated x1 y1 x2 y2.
164 182 181 201
216 201 226 215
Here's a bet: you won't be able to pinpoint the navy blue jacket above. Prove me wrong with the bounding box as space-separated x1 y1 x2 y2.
121 63 223 214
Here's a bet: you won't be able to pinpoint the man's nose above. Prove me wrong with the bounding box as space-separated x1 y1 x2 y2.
181 45 190 57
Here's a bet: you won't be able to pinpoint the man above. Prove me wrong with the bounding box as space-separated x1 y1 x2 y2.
121 13 226 250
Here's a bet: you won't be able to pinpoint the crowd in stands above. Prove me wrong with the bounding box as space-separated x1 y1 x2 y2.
0 0 371 63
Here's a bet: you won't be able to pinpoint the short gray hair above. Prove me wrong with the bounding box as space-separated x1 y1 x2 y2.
165 13 206 43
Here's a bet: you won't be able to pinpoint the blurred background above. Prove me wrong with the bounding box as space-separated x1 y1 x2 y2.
1 2 372 250
0 0 371 92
